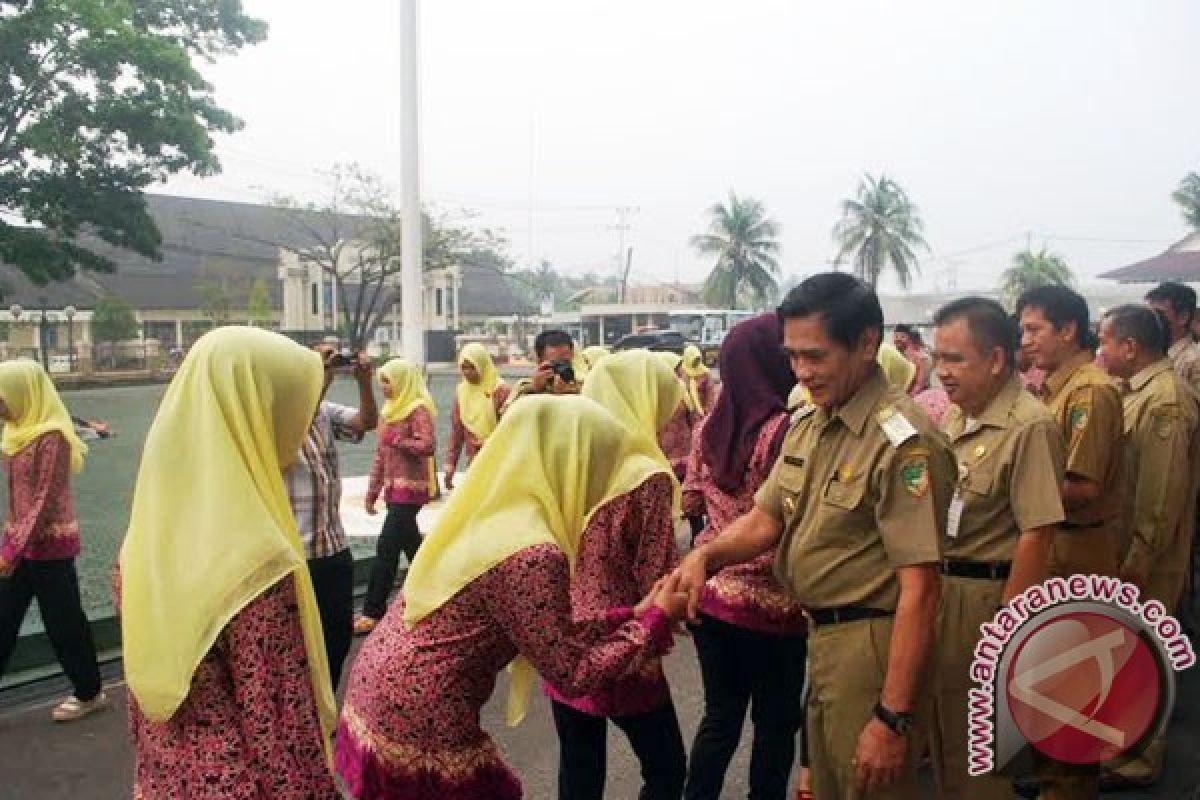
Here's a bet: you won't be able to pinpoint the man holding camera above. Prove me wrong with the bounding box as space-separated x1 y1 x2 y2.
501 329 581 414
284 345 378 689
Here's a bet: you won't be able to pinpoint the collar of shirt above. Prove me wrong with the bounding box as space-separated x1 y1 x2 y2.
1129 358 1174 393
1168 337 1196 360
953 374 1023 439
1043 350 1093 403
816 366 888 435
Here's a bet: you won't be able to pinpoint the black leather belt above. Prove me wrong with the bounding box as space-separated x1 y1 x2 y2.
941 558 1012 580
1058 520 1104 530
807 606 894 626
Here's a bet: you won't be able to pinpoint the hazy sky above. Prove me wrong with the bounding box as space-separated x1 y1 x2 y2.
164 0 1200 294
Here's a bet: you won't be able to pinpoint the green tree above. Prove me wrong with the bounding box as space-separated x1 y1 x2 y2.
833 174 928 288
91 295 139 343
246 277 272 326
1172 172 1200 231
1000 247 1074 308
0 1 266 286
690 191 781 309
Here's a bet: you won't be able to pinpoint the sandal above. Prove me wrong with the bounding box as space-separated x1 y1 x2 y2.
52 691 109 722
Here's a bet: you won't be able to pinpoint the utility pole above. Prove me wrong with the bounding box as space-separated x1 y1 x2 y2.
610 206 637 302
399 0 425 366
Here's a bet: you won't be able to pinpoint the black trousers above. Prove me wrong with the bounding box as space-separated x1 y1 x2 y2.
552 698 686 800
0 559 102 701
307 548 354 689
684 614 807 800
363 504 422 620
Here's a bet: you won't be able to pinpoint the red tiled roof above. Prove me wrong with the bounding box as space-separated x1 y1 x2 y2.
1099 234 1200 283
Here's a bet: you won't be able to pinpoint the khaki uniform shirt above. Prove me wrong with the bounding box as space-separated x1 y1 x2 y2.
1042 351 1125 576
757 368 955 611
941 376 1066 563
1167 338 1200 399
1118 359 1200 580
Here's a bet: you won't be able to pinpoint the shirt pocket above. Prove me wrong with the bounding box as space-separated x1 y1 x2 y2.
776 464 806 520
962 465 994 499
817 475 869 546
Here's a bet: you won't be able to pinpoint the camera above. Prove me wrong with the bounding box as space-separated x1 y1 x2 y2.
550 359 576 385
327 348 359 369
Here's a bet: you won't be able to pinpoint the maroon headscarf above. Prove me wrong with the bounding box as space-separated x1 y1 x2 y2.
701 313 796 494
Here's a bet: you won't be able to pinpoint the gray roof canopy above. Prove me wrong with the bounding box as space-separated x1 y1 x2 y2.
0 194 531 316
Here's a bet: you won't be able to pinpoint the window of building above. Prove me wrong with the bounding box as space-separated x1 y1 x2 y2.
435 288 443 317
311 282 319 316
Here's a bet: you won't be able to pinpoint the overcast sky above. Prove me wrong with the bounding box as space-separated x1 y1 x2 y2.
163 0 1200 294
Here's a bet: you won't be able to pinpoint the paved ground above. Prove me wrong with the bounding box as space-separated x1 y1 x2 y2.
2 633 1198 799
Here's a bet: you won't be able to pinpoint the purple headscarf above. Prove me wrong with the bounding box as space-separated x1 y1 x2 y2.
701 313 796 494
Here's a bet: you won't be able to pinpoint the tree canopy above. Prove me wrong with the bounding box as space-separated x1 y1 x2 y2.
1173 172 1200 231
0 0 266 284
691 191 781 310
833 174 928 289
1000 246 1074 308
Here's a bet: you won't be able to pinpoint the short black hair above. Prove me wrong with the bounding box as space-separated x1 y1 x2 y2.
1145 282 1197 326
933 296 1016 368
534 329 575 360
777 272 883 351
1015 285 1090 347
893 323 923 346
1104 304 1169 357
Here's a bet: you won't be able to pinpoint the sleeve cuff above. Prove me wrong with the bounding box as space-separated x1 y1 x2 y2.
636 607 675 655
605 606 635 626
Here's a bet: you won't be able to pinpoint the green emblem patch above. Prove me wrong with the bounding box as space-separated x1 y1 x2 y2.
1068 404 1089 431
900 457 930 498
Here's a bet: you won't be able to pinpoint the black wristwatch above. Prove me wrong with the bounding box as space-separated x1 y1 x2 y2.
873 702 916 736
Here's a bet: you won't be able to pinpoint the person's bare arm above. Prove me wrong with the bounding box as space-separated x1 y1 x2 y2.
1003 527 1054 603
349 355 378 434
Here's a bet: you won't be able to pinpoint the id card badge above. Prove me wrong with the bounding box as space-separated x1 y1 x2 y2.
946 462 968 539
946 490 965 539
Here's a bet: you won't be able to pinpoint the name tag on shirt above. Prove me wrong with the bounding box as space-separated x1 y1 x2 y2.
946 490 964 539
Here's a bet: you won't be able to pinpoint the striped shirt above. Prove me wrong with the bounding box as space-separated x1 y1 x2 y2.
284 402 363 560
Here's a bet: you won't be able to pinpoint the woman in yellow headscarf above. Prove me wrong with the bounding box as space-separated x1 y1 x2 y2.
681 344 713 414
119 327 339 798
335 396 689 800
444 343 510 490
577 344 610 381
355 358 438 634
876 342 917 393
0 360 106 724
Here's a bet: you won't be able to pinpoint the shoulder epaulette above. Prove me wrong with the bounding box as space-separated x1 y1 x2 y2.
876 405 918 447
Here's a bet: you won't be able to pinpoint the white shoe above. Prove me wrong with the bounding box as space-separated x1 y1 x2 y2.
51 691 109 722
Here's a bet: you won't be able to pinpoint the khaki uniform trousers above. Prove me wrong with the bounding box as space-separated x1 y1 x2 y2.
807 616 927 800
1106 568 1188 784
929 576 1012 800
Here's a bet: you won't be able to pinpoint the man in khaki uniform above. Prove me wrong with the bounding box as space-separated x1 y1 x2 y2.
927 298 1066 800
1017 285 1124 580
1017 284 1125 800
675 273 954 800
1145 282 1200 397
1096 305 1200 789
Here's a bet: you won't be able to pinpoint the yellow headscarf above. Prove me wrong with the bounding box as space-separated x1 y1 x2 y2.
681 345 708 413
402 395 670 725
379 358 437 424
0 360 87 473
379 358 439 497
119 327 335 762
653 351 699 414
877 343 917 393
578 345 610 379
583 350 683 513
456 343 505 441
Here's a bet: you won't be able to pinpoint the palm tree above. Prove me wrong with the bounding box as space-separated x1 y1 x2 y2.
691 192 781 309
1172 172 1200 230
832 173 928 288
1000 247 1074 308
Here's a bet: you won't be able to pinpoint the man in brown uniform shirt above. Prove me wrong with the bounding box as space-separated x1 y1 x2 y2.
928 298 1066 800
675 274 954 800
1096 305 1200 789
1017 284 1125 800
